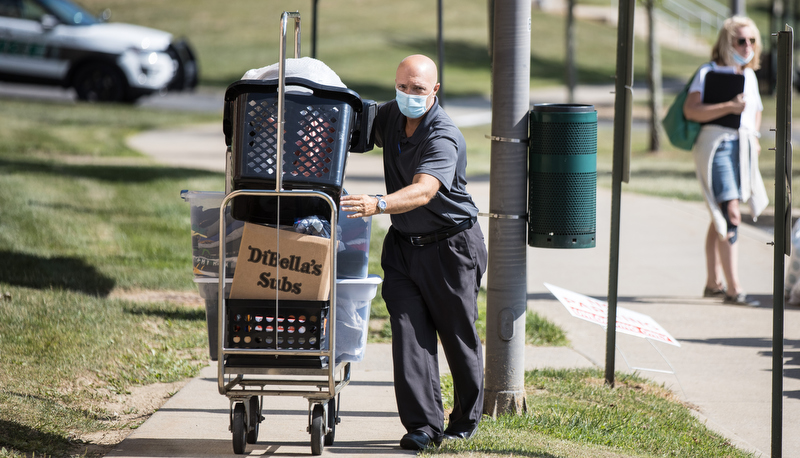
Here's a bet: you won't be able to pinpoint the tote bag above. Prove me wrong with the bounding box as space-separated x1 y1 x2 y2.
662 70 701 151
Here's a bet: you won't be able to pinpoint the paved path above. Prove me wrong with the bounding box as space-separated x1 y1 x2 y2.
118 92 800 457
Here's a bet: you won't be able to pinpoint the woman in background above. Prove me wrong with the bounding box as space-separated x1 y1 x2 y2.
683 16 768 307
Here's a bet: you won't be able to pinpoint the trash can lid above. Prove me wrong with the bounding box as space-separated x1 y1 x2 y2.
532 103 595 113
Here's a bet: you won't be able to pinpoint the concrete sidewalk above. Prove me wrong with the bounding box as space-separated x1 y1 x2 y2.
119 96 800 457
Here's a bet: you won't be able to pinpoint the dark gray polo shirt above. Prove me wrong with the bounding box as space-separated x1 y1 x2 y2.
373 98 479 235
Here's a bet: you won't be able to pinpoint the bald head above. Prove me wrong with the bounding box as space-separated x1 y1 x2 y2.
397 54 438 88
395 55 439 119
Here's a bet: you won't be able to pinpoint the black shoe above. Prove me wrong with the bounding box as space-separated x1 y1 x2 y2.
723 293 760 307
442 426 478 441
703 286 727 298
400 431 435 450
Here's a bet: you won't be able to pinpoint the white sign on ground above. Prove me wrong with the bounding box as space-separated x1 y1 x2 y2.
544 283 680 347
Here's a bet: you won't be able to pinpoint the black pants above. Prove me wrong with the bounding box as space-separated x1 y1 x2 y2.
381 223 488 441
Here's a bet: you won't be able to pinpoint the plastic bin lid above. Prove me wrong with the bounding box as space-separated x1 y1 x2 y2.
335 275 382 285
193 276 382 285
194 277 233 284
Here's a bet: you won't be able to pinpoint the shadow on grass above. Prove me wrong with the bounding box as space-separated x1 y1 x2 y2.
0 250 115 296
0 157 220 183
124 303 206 321
0 419 73 456
628 168 698 180
394 38 491 70
397 37 617 86
436 445 560 458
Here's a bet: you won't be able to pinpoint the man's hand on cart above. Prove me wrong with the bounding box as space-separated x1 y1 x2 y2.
341 194 381 218
341 174 440 219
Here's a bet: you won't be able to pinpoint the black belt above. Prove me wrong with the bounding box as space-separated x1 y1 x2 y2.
397 218 475 247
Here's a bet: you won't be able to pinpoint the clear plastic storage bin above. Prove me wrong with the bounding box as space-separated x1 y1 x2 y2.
334 275 382 363
336 213 371 279
181 190 243 279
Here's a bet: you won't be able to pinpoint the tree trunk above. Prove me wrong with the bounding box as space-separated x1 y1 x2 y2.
646 0 662 152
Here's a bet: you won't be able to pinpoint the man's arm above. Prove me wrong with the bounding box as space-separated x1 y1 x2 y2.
340 173 440 218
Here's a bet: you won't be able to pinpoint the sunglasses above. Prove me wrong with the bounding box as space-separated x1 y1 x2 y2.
736 37 756 46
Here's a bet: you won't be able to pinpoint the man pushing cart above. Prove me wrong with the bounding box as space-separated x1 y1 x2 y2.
184 12 380 455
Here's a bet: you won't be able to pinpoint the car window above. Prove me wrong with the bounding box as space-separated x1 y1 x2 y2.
39 0 97 25
0 0 24 18
20 0 47 20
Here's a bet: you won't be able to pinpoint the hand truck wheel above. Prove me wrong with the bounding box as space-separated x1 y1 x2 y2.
310 403 325 455
324 396 336 446
232 402 247 454
247 396 261 444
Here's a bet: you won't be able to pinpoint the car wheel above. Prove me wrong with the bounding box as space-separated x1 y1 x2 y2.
167 40 199 91
73 63 127 102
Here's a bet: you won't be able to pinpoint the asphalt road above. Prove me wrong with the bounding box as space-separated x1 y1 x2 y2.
0 81 225 113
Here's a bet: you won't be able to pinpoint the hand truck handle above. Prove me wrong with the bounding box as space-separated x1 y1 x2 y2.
277 11 302 193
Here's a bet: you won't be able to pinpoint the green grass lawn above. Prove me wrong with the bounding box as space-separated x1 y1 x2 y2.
431 369 752 458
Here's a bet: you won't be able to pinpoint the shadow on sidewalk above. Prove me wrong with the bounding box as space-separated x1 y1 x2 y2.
527 292 775 308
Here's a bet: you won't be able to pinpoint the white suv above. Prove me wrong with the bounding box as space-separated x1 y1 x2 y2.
0 0 198 102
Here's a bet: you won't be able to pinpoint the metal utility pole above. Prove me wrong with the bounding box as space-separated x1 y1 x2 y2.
310 0 318 58
771 25 793 458
606 0 634 387
730 0 745 16
566 0 577 103
483 0 531 416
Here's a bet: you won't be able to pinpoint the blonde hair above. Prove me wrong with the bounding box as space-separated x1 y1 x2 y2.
711 16 762 70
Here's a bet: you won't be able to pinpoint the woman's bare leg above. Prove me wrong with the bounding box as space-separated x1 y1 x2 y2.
705 222 724 290
718 234 741 295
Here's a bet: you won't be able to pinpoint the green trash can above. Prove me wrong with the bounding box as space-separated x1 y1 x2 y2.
528 103 597 249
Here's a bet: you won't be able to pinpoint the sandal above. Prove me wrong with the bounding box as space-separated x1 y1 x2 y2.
723 293 760 307
703 286 727 298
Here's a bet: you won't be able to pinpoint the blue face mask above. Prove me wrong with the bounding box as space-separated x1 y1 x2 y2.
732 49 754 66
396 88 432 119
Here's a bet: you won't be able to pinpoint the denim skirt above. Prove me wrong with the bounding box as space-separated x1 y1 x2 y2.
711 139 741 204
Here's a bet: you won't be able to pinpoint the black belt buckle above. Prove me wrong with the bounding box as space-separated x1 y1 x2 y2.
409 235 426 246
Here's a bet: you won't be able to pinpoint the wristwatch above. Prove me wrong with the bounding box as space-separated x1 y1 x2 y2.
374 194 387 214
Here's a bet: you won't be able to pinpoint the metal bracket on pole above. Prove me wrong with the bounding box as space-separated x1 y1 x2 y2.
486 135 529 144
479 212 527 219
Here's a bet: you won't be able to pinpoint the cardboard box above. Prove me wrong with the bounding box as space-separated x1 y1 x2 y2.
230 223 332 301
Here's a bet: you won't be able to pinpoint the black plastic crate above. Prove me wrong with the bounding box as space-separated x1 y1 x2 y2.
226 299 329 350
225 78 365 189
